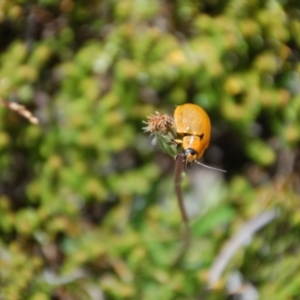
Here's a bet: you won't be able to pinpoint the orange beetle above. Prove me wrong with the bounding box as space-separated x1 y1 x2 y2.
174 103 211 163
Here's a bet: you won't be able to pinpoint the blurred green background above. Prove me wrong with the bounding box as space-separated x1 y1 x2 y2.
1 0 300 299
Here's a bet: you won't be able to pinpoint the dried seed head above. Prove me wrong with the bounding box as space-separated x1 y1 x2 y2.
143 112 175 135
143 111 178 157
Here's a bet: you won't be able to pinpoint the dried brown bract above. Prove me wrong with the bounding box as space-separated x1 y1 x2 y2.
0 98 39 125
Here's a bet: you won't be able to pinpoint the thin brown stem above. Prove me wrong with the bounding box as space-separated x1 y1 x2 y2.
173 154 192 266
174 154 188 224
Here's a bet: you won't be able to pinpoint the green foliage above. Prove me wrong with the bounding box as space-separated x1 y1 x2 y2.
1 0 300 299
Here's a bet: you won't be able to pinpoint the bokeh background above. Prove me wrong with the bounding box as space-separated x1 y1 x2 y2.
1 1 300 299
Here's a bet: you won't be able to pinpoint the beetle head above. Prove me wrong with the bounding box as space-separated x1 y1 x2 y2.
183 148 199 163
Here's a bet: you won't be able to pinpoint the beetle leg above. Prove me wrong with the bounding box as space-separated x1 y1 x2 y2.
169 138 183 145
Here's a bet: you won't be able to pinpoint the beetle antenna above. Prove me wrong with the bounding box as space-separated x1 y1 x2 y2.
194 160 227 173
